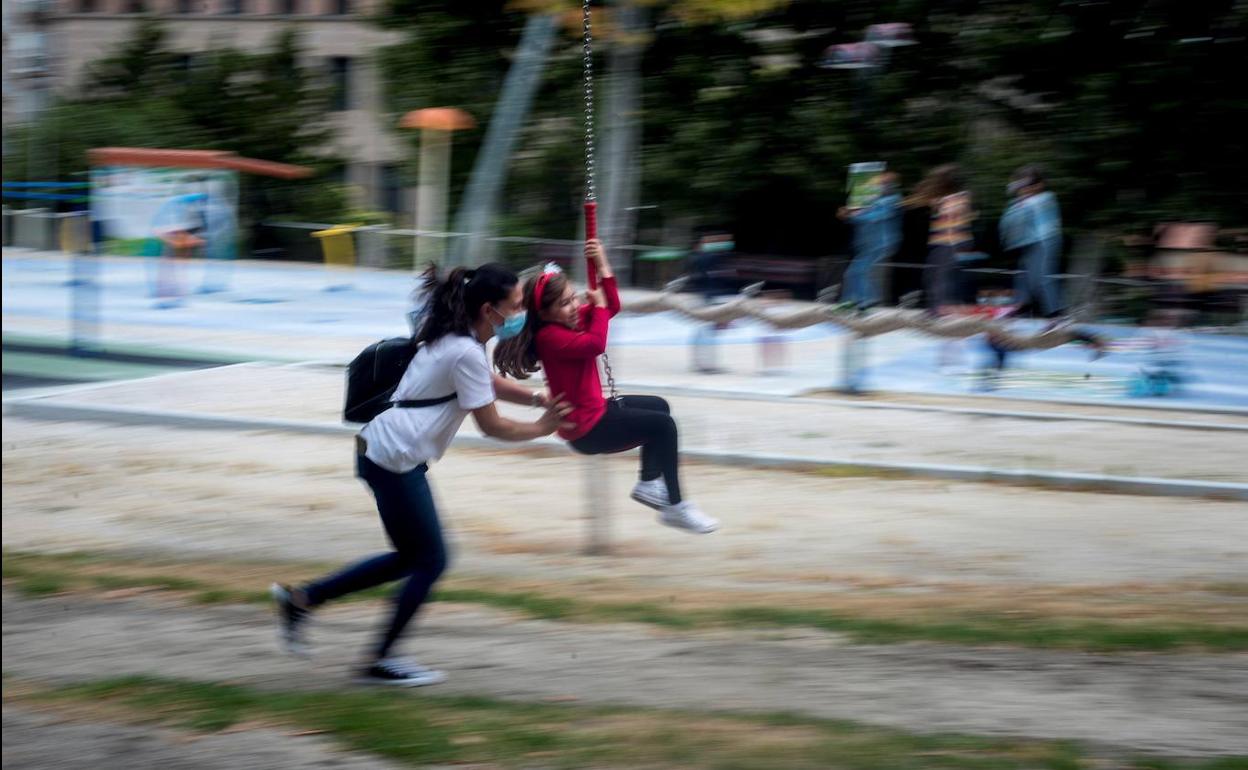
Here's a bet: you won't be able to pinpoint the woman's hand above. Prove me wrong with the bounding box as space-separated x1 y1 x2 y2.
585 288 607 308
537 393 575 434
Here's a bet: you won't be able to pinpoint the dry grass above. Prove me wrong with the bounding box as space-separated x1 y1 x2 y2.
5 550 1246 650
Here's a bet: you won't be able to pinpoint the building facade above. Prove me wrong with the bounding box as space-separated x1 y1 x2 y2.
6 0 407 212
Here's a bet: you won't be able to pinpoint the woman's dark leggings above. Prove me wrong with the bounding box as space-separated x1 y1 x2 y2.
302 454 448 661
925 244 958 308
570 395 682 504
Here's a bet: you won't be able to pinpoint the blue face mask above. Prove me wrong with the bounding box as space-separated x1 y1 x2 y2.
492 308 527 340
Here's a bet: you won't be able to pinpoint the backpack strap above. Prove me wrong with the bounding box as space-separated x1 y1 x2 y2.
394 393 457 408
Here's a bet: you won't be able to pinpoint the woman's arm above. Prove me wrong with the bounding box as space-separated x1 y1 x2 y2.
491 373 545 407
472 397 572 441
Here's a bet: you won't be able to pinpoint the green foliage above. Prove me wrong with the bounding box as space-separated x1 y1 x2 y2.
82 17 180 96
373 0 1245 253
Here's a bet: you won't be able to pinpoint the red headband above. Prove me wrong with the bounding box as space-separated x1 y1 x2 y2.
533 271 555 311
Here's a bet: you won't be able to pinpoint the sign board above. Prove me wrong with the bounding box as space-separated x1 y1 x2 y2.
846 161 886 210
91 166 238 260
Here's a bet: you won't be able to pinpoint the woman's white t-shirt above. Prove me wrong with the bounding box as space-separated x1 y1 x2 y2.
360 333 495 473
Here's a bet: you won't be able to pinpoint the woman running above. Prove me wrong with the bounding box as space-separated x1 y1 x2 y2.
272 263 572 686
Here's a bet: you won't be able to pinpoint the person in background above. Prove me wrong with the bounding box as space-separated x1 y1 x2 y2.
689 231 735 373
1000 165 1063 318
838 172 902 311
917 164 975 312
691 231 735 303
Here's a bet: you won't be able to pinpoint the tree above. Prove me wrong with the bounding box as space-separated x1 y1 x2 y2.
372 0 1246 254
82 17 179 97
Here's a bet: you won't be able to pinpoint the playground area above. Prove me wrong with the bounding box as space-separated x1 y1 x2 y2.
5 0 1247 763
4 245 1248 768
5 248 1248 408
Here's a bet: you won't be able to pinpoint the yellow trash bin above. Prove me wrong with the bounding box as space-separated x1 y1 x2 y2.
312 223 362 268
59 215 91 255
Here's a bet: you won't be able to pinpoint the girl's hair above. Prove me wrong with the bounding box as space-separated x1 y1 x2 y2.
1011 164 1046 189
917 163 965 203
412 262 518 347
493 270 569 380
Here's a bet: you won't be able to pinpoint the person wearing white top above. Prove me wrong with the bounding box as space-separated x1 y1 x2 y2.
271 263 572 687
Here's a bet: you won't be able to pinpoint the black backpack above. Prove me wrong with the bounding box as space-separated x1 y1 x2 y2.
343 337 456 424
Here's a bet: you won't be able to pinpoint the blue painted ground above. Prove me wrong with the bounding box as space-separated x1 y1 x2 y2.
4 250 1245 409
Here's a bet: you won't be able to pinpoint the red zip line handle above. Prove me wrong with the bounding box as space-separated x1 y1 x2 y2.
584 200 599 290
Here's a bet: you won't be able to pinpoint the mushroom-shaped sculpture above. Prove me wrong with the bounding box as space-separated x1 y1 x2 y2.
399 108 476 266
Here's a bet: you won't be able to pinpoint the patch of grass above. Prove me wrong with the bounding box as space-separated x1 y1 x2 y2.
18 675 1236 770
89 574 203 592
5 551 1248 653
809 464 906 480
1204 583 1248 598
10 573 69 596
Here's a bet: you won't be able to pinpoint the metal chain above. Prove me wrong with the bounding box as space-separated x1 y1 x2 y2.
582 0 618 402
601 345 619 401
582 0 596 203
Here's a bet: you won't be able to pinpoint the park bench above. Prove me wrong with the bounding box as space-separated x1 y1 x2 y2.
722 254 839 299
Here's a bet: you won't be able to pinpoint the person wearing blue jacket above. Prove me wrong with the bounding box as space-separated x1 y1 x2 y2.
1000 166 1063 317
838 172 902 310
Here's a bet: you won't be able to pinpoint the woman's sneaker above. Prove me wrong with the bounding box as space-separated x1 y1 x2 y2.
657 501 720 534
358 658 447 687
630 478 669 510
270 583 310 657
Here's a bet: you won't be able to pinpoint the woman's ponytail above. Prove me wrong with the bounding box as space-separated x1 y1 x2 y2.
412 263 518 346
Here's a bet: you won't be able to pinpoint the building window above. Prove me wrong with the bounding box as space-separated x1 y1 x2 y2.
177 0 195 12
126 0 145 12
76 0 98 12
330 0 349 14
328 57 351 111
224 0 245 12
279 0 297 14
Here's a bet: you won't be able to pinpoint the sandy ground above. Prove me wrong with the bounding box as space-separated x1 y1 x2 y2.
4 415 1248 762
11 363 1248 482
6 593 1248 757
4 416 1247 590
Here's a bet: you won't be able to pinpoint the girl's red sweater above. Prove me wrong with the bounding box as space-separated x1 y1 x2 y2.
534 276 621 441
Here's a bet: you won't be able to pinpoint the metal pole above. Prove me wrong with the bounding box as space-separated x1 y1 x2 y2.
599 0 644 285
451 13 557 267
583 455 611 555
841 332 865 394
415 128 450 268
69 214 99 357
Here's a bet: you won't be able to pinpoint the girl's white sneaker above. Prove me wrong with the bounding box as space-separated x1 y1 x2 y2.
658 501 720 534
630 478 669 510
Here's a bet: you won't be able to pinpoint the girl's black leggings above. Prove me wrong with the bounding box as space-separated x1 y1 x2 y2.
570 395 682 504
